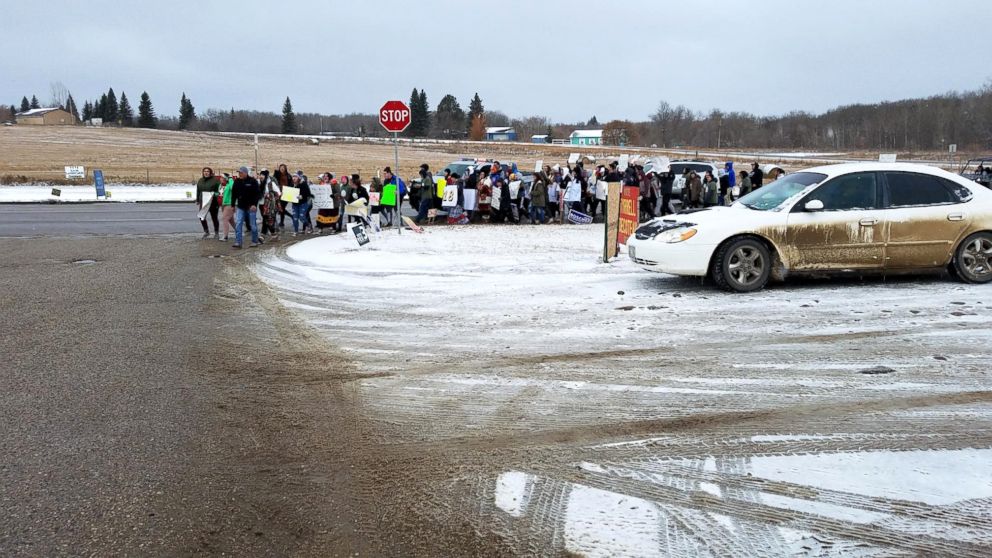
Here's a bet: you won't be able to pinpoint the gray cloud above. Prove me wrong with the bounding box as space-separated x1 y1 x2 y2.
3 0 986 121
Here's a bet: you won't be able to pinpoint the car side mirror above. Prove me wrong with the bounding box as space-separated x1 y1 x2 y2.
804 199 825 212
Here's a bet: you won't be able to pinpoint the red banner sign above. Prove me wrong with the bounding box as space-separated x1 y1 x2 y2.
618 186 639 244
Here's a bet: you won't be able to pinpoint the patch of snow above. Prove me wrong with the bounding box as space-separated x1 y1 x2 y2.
564 484 661 558
760 493 888 524
494 471 534 517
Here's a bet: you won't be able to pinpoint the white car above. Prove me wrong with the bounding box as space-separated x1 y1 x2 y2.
627 163 992 292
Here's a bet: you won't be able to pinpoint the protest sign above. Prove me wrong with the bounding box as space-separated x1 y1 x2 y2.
568 153 580 164
604 182 622 261
344 199 368 217
369 192 381 207
508 180 522 199
462 189 478 211
51 187 62 197
349 223 370 246
311 184 334 209
64 166 85 179
402 216 424 233
618 185 639 244
567 209 593 224
281 186 300 203
618 154 630 172
441 182 458 207
534 160 543 172
197 192 212 220
94 169 106 198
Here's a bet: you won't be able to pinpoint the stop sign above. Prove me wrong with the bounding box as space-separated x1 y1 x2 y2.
379 100 411 133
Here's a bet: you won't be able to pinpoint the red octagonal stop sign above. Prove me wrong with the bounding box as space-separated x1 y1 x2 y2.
379 100 411 133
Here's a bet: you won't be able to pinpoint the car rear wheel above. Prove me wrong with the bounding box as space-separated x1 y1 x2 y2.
953 232 992 284
711 237 771 292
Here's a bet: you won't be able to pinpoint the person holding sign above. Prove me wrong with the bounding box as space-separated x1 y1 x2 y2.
231 166 261 248
415 164 435 225
380 167 401 228
290 172 313 236
529 171 548 224
218 173 236 241
195 167 220 239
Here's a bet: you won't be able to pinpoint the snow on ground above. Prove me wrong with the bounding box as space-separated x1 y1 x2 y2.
0 184 194 203
255 225 992 556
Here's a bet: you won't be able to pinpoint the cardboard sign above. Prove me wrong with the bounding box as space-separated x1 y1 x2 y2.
344 199 368 217
618 185 639 244
568 153 580 164
441 183 458 207
402 216 424 233
435 177 446 199
462 189 477 211
508 180 522 199
197 192 212 220
534 160 543 172
604 182 622 261
281 186 300 203
369 192 381 207
311 184 334 209
64 166 85 179
567 209 593 224
94 169 106 198
349 223 370 246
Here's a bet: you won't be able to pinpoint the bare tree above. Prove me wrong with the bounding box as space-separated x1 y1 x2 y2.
49 81 70 109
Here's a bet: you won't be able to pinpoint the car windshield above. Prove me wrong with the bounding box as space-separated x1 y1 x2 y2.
736 172 826 210
443 163 474 176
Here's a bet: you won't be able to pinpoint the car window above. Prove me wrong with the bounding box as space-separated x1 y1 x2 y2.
737 172 826 211
938 177 973 202
803 172 878 211
884 172 956 207
671 163 713 174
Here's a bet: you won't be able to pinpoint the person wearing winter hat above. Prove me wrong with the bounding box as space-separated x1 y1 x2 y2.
231 166 261 248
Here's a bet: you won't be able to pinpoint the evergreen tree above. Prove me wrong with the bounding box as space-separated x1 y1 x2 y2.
587 115 599 126
137 91 157 128
405 88 420 137
20 97 30 113
178 93 196 130
105 88 119 123
466 92 484 131
82 101 93 121
418 89 430 136
281 97 297 134
118 92 134 126
434 94 465 137
546 125 554 142
30 95 40 109
66 94 80 122
97 93 108 120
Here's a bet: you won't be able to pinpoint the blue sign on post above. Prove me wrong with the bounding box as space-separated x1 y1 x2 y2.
94 169 106 198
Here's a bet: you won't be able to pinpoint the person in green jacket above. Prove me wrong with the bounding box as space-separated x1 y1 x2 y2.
218 173 236 241
702 171 720 207
738 170 753 197
195 167 220 238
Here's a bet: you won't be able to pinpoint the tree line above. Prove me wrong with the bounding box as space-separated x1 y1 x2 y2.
5 82 991 151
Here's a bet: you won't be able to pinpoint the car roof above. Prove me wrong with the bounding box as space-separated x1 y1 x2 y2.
802 162 956 180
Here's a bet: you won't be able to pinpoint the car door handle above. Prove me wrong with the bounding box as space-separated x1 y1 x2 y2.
947 213 965 221
859 218 878 226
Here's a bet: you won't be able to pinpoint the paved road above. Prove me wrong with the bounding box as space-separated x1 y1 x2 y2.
0 203 202 236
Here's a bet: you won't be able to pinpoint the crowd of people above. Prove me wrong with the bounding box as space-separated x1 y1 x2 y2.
193 159 776 247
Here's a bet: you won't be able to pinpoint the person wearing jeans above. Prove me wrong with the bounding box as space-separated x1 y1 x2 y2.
231 166 260 248
415 164 435 225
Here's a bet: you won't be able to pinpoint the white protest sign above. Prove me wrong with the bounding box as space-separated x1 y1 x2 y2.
369 192 381 207
508 180 522 199
618 154 630 172
197 192 212 220
311 184 334 209
879 153 897 163
441 183 458 208
64 166 85 179
568 153 580 165
534 160 543 172
462 189 478 211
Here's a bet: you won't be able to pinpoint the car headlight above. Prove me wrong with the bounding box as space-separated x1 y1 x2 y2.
656 227 697 243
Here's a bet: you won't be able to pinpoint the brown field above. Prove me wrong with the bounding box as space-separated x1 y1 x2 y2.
0 125 970 185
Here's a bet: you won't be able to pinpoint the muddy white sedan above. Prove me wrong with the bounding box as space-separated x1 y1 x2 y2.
627 163 992 292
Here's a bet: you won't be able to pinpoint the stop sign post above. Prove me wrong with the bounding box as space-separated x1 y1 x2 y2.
379 101 411 235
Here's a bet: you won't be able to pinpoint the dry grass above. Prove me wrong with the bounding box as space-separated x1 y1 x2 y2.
0 125 970 185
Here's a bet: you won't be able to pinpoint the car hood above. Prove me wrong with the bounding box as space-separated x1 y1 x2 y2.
635 205 784 240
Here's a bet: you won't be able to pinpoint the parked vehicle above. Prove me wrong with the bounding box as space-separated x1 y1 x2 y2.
670 161 721 196
959 157 992 188
627 163 992 292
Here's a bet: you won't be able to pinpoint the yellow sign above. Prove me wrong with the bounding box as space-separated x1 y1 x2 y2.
281 186 300 203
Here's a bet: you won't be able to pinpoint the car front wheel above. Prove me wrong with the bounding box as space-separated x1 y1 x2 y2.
953 232 992 284
711 237 771 292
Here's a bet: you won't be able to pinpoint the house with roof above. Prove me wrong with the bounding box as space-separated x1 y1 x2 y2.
530 134 549 144
569 129 603 146
16 107 75 126
485 127 517 141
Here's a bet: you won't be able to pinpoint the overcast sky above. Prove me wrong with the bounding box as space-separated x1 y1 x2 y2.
2 0 987 122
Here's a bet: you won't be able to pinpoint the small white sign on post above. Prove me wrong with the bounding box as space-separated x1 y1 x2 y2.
65 166 85 179
879 153 897 163
949 144 958 153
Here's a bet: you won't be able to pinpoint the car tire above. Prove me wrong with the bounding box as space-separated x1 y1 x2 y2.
952 231 992 284
710 237 772 293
